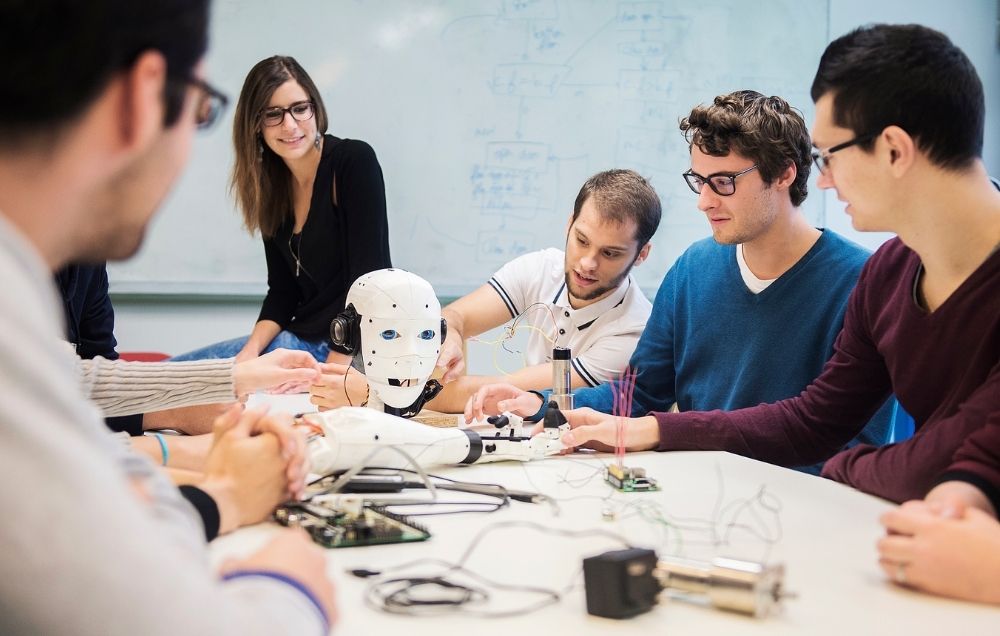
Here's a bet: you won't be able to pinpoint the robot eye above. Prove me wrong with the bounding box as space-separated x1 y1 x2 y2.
418 329 436 340
380 329 400 340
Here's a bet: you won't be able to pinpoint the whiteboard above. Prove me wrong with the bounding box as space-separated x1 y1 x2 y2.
109 0 830 297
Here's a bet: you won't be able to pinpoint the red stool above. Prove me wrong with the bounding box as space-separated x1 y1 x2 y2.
119 351 171 362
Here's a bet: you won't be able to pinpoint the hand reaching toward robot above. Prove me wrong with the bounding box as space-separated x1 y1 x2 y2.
436 327 466 384
231 348 322 397
529 408 661 453
463 382 544 424
309 362 370 410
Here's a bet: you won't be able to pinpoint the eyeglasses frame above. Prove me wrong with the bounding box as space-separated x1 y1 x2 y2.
259 101 316 128
184 76 229 131
811 131 880 174
681 163 760 197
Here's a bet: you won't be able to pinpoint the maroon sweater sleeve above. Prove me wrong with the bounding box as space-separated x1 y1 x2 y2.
938 390 1000 513
653 257 892 469
655 239 1000 505
821 370 999 502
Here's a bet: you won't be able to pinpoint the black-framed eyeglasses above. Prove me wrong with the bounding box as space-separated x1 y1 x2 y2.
682 164 759 196
185 77 229 130
811 131 879 174
260 101 315 127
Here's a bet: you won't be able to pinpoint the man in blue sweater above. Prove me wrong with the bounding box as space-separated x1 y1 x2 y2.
465 90 890 470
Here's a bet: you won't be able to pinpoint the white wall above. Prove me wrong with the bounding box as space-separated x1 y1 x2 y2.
113 0 1000 369
113 301 259 356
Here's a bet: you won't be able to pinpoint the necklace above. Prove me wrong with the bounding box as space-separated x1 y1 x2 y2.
289 232 304 277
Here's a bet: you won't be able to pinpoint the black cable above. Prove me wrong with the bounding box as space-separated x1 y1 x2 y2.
366 465 545 501
374 576 488 613
304 466 520 515
367 571 558 617
342 361 352 407
340 363 368 408
358 520 632 618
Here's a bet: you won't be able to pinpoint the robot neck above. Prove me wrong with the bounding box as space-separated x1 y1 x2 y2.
365 391 408 418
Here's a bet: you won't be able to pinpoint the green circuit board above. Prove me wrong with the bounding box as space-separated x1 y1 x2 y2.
274 501 430 548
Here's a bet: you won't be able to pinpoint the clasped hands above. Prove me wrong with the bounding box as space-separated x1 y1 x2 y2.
877 481 1000 603
206 405 336 627
197 403 309 535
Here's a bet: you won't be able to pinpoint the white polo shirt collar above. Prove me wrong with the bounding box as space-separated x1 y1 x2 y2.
551 275 631 333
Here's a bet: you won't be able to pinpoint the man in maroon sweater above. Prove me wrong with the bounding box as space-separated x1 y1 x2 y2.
559 25 1000 518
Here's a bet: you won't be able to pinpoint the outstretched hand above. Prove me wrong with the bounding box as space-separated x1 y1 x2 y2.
232 348 322 397
528 407 661 453
463 383 543 424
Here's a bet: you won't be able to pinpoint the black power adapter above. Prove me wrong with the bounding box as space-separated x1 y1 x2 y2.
582 548 660 618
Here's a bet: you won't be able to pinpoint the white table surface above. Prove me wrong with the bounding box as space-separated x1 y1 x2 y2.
219 394 1000 634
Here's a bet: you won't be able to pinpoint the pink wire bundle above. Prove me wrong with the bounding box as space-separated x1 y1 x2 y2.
611 366 637 466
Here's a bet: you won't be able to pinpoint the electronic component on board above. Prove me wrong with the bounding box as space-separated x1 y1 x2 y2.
274 499 430 549
605 464 659 492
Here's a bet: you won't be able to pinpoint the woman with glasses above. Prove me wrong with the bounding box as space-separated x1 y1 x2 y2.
173 55 392 364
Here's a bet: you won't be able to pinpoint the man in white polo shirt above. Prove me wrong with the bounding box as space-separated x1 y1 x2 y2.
463 90 893 476
307 169 661 413
429 169 661 411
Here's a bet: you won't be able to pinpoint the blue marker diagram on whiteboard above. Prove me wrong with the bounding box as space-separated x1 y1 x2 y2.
109 0 828 297
438 0 826 296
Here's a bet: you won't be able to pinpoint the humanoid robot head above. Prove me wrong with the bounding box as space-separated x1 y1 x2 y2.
340 268 443 409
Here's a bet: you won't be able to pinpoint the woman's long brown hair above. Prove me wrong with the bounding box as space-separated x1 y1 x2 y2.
230 55 329 238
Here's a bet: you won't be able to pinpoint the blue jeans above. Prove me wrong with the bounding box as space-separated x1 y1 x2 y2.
170 330 331 363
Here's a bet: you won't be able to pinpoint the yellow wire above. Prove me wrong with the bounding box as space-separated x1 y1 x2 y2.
513 323 557 346
468 322 558 376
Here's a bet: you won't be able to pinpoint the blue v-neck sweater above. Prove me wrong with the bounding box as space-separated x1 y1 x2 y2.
576 230 891 465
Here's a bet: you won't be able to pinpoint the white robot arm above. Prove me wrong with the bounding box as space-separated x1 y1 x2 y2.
305 406 568 475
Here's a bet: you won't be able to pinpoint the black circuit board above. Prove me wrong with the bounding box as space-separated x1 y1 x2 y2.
274 501 430 548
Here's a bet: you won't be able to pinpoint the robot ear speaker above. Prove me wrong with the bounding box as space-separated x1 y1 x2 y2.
330 304 361 354
440 317 447 344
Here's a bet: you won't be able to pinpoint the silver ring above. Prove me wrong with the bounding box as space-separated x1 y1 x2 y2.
895 562 908 585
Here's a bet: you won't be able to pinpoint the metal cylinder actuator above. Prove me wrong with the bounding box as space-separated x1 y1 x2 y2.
551 346 573 411
654 556 786 617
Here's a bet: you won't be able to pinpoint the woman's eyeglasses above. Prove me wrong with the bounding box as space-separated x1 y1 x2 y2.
260 101 315 127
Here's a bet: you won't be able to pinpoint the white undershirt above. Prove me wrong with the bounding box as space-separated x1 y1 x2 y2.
736 243 777 294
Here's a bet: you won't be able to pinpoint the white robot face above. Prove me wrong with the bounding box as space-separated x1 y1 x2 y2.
348 269 442 409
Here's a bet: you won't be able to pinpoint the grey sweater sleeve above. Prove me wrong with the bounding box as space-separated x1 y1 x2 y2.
77 356 237 416
0 230 327 635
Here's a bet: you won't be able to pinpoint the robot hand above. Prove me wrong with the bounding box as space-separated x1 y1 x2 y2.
304 406 569 475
